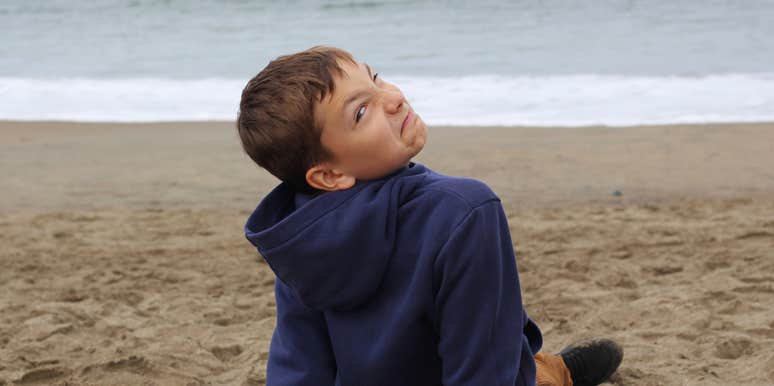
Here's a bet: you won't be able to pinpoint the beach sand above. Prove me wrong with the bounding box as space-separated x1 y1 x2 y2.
1 121 773 385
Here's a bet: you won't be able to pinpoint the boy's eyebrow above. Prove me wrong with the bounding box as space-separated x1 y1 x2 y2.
342 90 369 112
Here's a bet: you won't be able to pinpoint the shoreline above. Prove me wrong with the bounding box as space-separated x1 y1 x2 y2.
2 120 773 213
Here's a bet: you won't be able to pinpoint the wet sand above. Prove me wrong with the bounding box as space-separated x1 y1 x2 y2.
1 121 773 385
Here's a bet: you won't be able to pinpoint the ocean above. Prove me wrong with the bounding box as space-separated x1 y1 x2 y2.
2 0 774 126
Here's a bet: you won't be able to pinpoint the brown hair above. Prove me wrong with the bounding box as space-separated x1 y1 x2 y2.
237 46 355 193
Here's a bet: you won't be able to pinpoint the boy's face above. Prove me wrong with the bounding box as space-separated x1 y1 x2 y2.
312 59 427 185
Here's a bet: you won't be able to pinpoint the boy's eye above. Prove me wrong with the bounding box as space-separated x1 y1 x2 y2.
354 72 378 123
355 105 366 122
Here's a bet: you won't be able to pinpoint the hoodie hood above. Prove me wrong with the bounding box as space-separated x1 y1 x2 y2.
245 163 428 310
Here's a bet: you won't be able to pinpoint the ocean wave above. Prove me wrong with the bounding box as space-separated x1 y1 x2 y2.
2 74 773 126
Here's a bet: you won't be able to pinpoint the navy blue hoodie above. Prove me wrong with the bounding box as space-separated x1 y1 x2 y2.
245 163 542 386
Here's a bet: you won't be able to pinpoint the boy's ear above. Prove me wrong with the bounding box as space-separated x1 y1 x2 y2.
305 164 356 191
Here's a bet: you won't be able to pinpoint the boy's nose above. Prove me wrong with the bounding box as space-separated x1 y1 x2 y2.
383 89 405 114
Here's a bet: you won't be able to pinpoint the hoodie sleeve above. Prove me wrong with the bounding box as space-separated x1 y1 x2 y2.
266 278 337 386
433 199 534 386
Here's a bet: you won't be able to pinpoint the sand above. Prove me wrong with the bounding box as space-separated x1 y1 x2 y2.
1 121 773 385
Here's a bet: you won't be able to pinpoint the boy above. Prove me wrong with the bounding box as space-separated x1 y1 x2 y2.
238 46 622 386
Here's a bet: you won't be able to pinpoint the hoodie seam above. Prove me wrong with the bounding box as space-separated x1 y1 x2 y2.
419 185 499 209
420 187 473 208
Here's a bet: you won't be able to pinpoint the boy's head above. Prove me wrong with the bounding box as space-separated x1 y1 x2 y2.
237 46 426 193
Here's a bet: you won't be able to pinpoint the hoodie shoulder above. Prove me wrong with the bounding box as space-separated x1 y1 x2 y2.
417 171 500 209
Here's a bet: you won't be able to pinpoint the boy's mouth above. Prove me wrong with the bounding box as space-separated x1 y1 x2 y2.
401 110 414 135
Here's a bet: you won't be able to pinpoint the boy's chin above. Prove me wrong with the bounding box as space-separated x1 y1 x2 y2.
407 144 424 160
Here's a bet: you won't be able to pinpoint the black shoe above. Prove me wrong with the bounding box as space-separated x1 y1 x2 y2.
558 338 623 386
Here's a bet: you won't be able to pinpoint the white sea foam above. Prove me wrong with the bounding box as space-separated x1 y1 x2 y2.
2 74 774 126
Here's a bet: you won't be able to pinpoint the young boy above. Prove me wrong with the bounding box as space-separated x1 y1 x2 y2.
238 46 622 386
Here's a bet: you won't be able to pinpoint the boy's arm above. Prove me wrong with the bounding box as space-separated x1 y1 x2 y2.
433 199 533 386
267 279 337 386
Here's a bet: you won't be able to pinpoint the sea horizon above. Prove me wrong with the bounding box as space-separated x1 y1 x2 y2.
2 0 773 126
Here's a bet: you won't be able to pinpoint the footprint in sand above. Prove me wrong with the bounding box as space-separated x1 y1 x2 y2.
81 355 152 377
714 336 755 360
717 299 765 315
210 344 244 362
57 288 88 303
642 264 684 276
703 253 732 271
609 249 632 260
114 291 144 307
15 367 69 384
